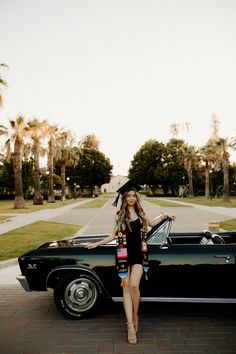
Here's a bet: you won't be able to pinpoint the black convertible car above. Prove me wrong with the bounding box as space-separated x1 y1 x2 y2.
17 219 236 319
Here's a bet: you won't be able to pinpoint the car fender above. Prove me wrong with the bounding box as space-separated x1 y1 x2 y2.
46 265 110 296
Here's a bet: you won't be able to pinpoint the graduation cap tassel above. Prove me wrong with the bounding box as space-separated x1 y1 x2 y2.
112 192 120 207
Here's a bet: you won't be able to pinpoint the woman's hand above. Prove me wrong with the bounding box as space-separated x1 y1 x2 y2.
164 213 176 221
157 212 176 221
85 242 98 249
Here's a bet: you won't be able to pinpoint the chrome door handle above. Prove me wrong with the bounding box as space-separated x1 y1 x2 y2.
214 255 231 260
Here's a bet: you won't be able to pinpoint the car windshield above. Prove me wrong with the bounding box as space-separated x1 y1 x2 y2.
148 220 171 245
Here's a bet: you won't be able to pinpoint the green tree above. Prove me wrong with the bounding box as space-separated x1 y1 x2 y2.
22 158 34 200
77 148 112 195
128 139 165 194
0 156 15 195
164 139 187 196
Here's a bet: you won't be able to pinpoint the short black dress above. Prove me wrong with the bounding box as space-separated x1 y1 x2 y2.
126 218 142 266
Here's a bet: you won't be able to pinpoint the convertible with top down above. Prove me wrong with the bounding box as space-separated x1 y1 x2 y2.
17 219 236 319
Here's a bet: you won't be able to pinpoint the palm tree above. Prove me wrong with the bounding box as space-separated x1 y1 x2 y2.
26 118 48 205
8 116 28 208
55 130 80 201
200 139 220 200
81 133 100 149
0 63 8 107
183 145 199 198
216 137 236 202
45 123 59 203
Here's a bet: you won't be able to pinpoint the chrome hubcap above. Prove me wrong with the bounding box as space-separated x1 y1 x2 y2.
64 278 97 313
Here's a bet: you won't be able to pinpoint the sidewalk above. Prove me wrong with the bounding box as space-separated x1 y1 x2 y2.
0 198 92 235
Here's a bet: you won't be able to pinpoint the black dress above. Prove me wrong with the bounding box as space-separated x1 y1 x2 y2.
126 218 142 266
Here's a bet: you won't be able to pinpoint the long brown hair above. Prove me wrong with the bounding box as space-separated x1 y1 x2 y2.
117 189 148 231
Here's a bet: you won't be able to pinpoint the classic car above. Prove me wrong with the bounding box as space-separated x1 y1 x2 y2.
17 219 236 319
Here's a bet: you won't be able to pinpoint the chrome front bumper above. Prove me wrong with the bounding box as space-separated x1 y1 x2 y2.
16 275 31 292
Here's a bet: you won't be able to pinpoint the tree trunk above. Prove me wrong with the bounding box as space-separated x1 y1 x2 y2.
187 161 194 198
61 163 66 201
47 140 55 203
33 142 43 205
222 159 230 202
13 138 25 209
205 162 210 200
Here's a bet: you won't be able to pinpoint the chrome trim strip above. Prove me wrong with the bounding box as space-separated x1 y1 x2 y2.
111 296 236 304
16 275 31 292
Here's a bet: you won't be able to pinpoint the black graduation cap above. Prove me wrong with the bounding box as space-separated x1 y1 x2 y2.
112 180 141 207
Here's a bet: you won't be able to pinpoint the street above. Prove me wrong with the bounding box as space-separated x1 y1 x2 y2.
1 197 236 353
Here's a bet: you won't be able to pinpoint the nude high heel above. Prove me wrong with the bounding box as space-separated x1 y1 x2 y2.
127 322 137 345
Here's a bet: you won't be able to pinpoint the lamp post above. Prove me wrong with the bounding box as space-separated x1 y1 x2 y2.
209 170 213 201
45 170 49 200
66 177 70 199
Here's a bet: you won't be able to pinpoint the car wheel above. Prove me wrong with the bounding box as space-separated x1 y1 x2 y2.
54 272 100 319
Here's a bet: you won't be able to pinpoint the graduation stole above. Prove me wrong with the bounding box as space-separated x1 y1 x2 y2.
115 217 149 286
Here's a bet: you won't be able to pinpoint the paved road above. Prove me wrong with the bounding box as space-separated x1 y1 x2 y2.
1 197 236 353
1 284 236 354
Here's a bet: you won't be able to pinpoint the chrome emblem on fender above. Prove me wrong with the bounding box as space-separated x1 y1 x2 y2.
27 263 37 269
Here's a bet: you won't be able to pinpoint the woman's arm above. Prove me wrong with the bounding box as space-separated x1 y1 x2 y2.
85 221 117 249
147 212 176 228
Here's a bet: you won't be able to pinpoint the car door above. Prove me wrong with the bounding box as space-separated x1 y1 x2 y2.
142 225 235 299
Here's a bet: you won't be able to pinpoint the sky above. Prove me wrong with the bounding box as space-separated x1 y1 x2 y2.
1 0 236 175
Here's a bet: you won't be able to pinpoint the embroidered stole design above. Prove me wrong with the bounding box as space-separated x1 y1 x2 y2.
115 218 149 286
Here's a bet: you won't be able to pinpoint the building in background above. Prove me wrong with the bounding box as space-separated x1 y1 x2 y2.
101 175 128 194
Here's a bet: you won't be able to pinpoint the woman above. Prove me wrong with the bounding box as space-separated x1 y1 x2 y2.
86 180 175 345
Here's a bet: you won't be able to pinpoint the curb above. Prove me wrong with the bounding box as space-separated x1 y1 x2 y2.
0 258 18 269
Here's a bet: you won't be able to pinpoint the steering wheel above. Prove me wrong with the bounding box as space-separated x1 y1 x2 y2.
211 234 226 244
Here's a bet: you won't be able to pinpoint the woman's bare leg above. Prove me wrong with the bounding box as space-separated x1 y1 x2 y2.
122 267 137 344
129 264 143 323
122 267 133 322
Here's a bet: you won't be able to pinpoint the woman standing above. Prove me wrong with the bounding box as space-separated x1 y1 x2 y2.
86 180 175 344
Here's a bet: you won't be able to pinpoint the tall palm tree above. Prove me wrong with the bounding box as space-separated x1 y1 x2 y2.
200 139 220 200
45 123 59 203
26 118 48 205
81 133 100 149
216 137 236 202
0 63 8 107
183 145 199 198
7 116 28 208
55 130 80 201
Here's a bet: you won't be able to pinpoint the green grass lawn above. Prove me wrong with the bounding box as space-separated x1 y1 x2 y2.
169 196 236 208
220 219 236 231
0 198 85 214
0 221 81 261
0 216 10 223
75 198 109 208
